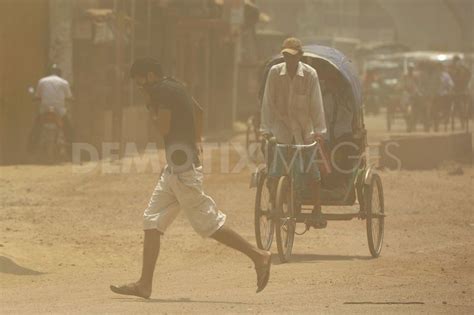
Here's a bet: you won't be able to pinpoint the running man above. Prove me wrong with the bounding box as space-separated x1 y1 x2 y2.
110 58 271 299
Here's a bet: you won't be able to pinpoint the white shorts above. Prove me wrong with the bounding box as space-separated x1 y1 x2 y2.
143 165 226 237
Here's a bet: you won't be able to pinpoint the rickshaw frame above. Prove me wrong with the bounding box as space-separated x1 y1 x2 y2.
252 45 385 262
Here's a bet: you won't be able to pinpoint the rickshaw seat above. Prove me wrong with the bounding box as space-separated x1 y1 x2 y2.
320 133 360 198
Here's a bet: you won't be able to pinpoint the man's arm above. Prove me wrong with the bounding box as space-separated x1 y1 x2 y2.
33 81 42 103
260 68 275 137
191 97 204 143
154 108 171 136
64 81 74 101
309 71 327 137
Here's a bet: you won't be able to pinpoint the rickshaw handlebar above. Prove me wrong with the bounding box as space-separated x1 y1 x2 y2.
274 141 318 149
262 137 318 148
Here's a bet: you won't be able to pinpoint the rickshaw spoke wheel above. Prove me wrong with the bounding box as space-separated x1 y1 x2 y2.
275 176 295 263
365 173 385 258
254 172 274 250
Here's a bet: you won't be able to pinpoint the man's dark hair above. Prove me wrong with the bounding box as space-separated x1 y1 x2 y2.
49 63 62 76
130 58 162 78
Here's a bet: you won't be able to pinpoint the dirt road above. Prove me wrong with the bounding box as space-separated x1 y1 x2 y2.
1 116 473 314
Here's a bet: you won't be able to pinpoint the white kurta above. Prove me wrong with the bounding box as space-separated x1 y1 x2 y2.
260 61 327 144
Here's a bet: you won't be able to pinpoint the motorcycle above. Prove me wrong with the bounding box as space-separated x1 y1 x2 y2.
37 106 66 164
28 87 66 164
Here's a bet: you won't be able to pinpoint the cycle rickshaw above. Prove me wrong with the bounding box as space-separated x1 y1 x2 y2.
251 45 385 263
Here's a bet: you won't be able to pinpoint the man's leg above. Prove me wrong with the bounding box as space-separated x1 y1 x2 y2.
433 96 441 132
176 166 271 293
211 226 271 293
309 179 327 228
211 226 270 266
138 229 161 292
110 229 161 299
111 170 178 299
423 96 433 132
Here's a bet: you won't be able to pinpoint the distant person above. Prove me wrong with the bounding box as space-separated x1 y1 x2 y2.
418 61 440 131
362 69 381 115
29 64 74 151
400 65 423 131
319 66 355 195
433 62 454 131
321 67 353 143
449 55 471 128
450 55 471 95
402 65 421 98
260 37 328 229
401 65 421 109
110 58 271 299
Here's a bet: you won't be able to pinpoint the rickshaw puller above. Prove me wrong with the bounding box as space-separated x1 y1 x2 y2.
260 38 328 229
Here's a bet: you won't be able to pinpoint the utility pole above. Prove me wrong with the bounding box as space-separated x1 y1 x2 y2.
113 0 125 157
225 0 244 128
130 0 136 108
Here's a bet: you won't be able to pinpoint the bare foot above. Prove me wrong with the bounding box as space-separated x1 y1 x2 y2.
255 251 272 293
110 282 151 299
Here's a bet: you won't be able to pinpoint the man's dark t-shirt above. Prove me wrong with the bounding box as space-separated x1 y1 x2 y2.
148 78 200 170
450 65 471 93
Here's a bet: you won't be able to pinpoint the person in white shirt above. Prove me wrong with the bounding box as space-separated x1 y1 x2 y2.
433 62 455 132
29 64 74 151
260 37 328 229
34 65 73 117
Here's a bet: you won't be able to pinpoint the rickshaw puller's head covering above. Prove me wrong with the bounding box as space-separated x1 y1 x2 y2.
281 37 303 55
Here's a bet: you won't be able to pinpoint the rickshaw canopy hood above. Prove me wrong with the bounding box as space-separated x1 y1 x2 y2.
304 45 362 109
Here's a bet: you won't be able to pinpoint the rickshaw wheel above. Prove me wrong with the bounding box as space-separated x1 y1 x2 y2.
254 172 274 251
365 173 385 258
275 176 295 263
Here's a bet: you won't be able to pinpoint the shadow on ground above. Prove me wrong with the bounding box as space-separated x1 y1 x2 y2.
114 297 256 305
0 256 45 275
272 253 372 265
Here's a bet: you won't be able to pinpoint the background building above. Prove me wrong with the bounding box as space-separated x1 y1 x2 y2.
0 0 247 163
1 0 473 164
0 0 50 164
257 0 473 52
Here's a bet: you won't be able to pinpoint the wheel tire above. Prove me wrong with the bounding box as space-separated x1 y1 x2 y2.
365 173 385 258
40 127 59 164
254 172 274 251
275 176 295 263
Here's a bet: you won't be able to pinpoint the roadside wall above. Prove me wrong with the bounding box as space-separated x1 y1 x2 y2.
0 0 49 164
380 132 472 170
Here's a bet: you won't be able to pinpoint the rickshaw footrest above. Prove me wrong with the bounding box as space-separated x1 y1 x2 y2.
296 213 359 222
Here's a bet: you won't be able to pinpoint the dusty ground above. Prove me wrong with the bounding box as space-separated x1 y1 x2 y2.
1 115 473 314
